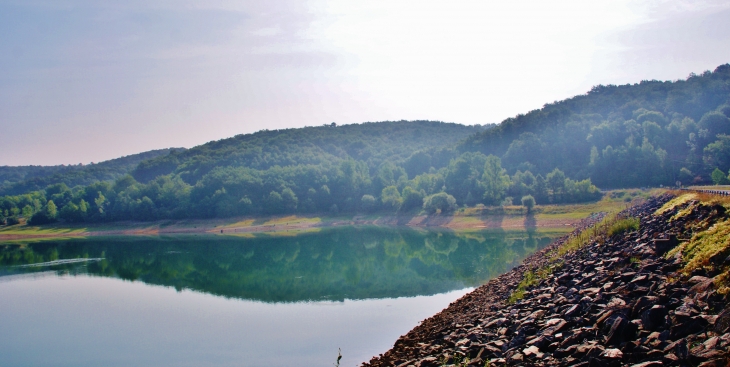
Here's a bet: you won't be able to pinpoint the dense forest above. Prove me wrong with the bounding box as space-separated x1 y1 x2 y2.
0 148 182 196
2 64 730 226
461 64 730 188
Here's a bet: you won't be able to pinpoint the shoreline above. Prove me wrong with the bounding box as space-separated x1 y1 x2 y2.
0 211 588 242
361 194 730 366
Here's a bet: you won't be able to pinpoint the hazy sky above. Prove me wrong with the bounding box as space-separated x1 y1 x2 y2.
2 0 730 166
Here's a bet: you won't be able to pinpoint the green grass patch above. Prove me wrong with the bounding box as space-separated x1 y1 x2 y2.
667 219 730 294
507 264 559 303
607 217 640 237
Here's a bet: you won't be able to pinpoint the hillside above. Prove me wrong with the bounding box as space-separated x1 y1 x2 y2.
0 148 183 196
4 63 730 226
131 121 483 183
461 64 730 188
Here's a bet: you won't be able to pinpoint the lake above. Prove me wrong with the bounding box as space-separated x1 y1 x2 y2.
0 226 556 367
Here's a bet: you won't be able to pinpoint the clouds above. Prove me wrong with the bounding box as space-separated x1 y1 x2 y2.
1 0 729 165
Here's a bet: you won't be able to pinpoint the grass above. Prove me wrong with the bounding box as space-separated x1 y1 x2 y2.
607 217 640 237
507 263 560 303
507 192 649 303
659 191 730 294
667 218 730 294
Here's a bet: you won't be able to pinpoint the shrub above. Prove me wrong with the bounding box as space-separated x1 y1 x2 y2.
521 195 536 212
423 192 457 214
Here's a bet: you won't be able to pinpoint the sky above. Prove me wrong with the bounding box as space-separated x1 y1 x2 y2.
1 0 730 166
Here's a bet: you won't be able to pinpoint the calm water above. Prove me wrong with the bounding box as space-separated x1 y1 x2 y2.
0 227 555 367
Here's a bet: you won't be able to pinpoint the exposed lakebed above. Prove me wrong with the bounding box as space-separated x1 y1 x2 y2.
0 226 556 367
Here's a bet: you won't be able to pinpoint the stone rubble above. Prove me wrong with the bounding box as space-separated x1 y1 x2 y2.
362 195 730 367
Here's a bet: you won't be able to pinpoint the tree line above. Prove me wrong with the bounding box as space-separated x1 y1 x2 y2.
0 152 599 225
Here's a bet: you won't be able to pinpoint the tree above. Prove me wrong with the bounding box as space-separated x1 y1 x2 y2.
360 195 377 212
423 192 457 214
521 195 535 213
703 135 730 171
482 155 509 205
264 191 284 214
21 205 33 219
699 112 730 138
46 200 57 218
281 188 298 212
400 186 425 211
711 168 729 185
546 168 566 200
29 200 57 225
381 186 402 211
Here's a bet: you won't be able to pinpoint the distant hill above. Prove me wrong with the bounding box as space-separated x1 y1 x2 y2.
131 121 484 183
459 64 730 188
5 63 730 224
0 148 184 195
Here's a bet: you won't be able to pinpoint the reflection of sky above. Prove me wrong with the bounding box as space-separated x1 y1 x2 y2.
0 275 471 367
1 0 730 165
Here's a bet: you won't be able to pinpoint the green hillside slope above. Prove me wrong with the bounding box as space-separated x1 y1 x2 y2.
0 148 183 196
460 64 730 188
131 121 482 183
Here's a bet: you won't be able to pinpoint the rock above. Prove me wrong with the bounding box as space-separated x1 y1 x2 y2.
671 316 709 339
688 275 711 284
522 345 543 358
415 357 438 367
605 316 637 346
653 234 678 254
630 361 663 367
508 353 523 362
698 359 728 367
484 318 508 329
602 348 623 359
714 308 730 334
641 305 667 331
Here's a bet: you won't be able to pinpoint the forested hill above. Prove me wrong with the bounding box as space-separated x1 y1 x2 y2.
5 64 730 225
131 121 483 183
460 63 730 188
0 148 183 196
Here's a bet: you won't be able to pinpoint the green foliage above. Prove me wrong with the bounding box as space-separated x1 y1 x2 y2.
461 64 730 187
0 148 180 195
607 217 640 237
28 200 58 225
381 185 403 210
423 192 457 214
360 195 377 212
400 186 425 211
521 195 535 212
711 168 730 185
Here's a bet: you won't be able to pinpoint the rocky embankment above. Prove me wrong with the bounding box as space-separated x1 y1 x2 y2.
362 195 730 367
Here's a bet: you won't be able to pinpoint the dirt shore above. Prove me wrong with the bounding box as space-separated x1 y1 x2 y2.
0 213 582 242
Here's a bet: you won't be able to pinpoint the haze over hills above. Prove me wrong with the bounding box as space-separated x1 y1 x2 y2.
1 64 730 225
0 148 183 196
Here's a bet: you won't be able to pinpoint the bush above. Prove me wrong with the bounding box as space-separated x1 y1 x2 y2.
423 192 457 214
6 216 20 225
521 195 535 212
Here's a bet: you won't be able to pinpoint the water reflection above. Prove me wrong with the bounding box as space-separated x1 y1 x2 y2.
0 227 555 302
